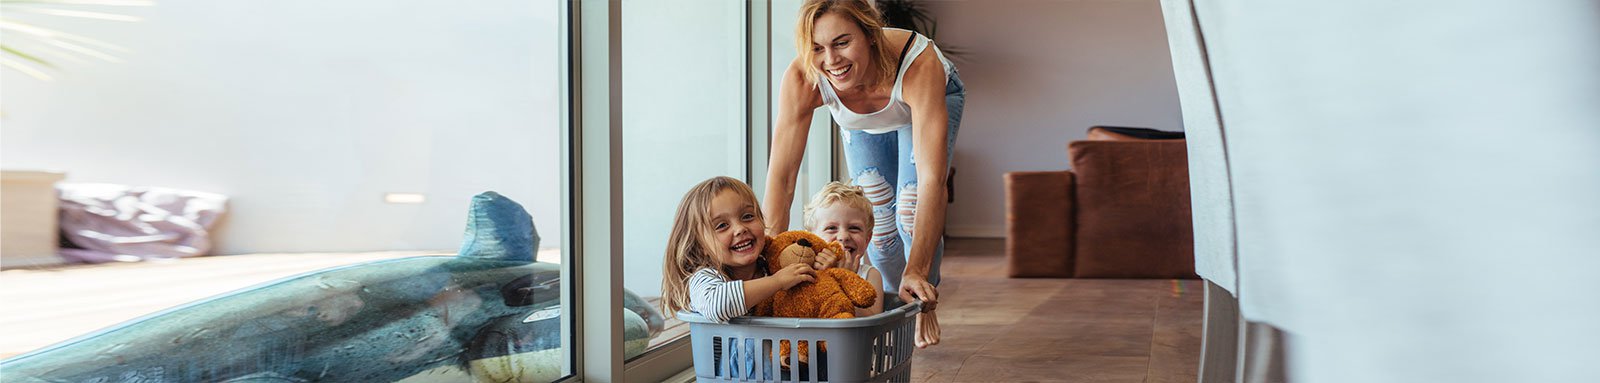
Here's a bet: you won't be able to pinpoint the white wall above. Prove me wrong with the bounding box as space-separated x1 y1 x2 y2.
0 0 564 254
923 0 1184 237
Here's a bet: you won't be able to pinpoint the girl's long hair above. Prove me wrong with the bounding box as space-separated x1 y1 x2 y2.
660 176 763 317
795 0 898 92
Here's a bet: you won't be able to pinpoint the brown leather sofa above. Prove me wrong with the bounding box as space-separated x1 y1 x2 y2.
1005 127 1197 278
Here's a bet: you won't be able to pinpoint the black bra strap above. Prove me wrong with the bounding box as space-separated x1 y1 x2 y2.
894 32 917 71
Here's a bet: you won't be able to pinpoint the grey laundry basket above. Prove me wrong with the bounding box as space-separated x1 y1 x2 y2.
677 299 922 382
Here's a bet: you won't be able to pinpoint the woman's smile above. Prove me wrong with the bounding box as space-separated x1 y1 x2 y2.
827 64 852 80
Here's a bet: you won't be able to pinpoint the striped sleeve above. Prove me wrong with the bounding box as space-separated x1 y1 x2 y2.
687 268 747 323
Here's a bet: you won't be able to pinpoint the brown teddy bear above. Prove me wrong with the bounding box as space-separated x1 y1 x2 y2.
754 230 878 368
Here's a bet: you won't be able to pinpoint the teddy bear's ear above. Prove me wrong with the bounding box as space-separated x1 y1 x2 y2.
768 230 808 256
763 234 783 257
763 250 783 271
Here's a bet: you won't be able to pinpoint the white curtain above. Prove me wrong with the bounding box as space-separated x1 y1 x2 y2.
1165 0 1600 381
1159 0 1238 295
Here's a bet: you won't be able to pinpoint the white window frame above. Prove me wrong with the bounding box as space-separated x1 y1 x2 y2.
565 1 835 381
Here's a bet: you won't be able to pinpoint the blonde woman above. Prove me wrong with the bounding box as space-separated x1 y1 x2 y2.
762 0 963 348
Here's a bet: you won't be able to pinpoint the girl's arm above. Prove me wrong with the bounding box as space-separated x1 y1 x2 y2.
687 265 816 323
898 47 951 311
740 263 812 309
686 269 748 323
763 58 824 233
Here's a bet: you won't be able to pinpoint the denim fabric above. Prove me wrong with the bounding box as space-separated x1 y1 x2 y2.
840 69 965 293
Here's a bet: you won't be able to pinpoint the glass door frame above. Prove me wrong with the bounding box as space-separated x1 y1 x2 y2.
565 1 832 381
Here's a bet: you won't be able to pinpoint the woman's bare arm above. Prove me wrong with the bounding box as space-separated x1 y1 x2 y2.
897 47 951 309
764 58 824 232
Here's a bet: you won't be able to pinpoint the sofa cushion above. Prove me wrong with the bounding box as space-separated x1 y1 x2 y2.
1068 140 1197 278
1087 126 1188 141
1005 171 1076 277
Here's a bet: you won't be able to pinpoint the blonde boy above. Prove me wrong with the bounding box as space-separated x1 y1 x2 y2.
803 181 884 316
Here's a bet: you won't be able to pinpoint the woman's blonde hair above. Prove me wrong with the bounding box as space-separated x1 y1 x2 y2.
660 176 764 317
795 0 899 91
803 181 874 230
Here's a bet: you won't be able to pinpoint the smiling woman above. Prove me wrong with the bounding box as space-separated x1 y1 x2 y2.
763 0 963 350
792 1 898 101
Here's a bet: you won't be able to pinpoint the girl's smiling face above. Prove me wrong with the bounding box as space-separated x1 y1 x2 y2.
709 189 766 268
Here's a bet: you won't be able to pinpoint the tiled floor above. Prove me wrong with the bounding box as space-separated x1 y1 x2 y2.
910 239 1203 382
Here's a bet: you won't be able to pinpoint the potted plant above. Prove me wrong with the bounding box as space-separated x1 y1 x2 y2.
875 0 966 61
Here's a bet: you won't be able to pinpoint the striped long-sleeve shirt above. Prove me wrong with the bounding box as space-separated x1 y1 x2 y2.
687 268 750 323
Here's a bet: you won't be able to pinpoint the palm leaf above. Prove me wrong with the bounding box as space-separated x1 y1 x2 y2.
3 0 154 5
0 0 150 80
5 7 143 21
1 44 52 67
1 46 55 80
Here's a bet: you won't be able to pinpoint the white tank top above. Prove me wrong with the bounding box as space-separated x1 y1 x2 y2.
855 256 881 294
817 28 956 134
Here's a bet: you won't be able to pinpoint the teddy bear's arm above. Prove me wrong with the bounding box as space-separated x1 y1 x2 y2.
826 268 878 309
751 296 775 317
824 242 848 267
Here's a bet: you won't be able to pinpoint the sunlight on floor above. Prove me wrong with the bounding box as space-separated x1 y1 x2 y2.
0 247 563 358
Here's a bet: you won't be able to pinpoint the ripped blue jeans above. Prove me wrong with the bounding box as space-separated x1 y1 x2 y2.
841 69 965 293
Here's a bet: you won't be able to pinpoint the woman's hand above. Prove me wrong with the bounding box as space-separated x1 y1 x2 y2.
898 273 938 313
774 263 817 289
901 272 942 348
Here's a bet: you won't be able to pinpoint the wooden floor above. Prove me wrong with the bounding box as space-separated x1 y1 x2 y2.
0 239 1203 382
909 239 1203 382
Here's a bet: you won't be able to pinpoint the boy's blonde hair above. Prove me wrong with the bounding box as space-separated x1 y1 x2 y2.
794 0 898 92
660 176 763 317
803 181 874 231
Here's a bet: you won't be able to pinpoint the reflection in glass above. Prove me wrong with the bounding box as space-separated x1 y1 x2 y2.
0 0 575 380
0 193 660 381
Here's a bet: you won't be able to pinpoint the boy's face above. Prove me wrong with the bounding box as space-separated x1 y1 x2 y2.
710 189 765 268
810 203 871 259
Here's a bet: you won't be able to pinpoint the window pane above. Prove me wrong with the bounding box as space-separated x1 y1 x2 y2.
621 0 746 358
0 0 572 381
770 0 841 225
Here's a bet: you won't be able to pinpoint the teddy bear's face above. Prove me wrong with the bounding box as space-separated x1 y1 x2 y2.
776 238 820 268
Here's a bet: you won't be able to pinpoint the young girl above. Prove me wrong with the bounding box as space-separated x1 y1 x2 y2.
803 181 884 317
661 176 817 323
